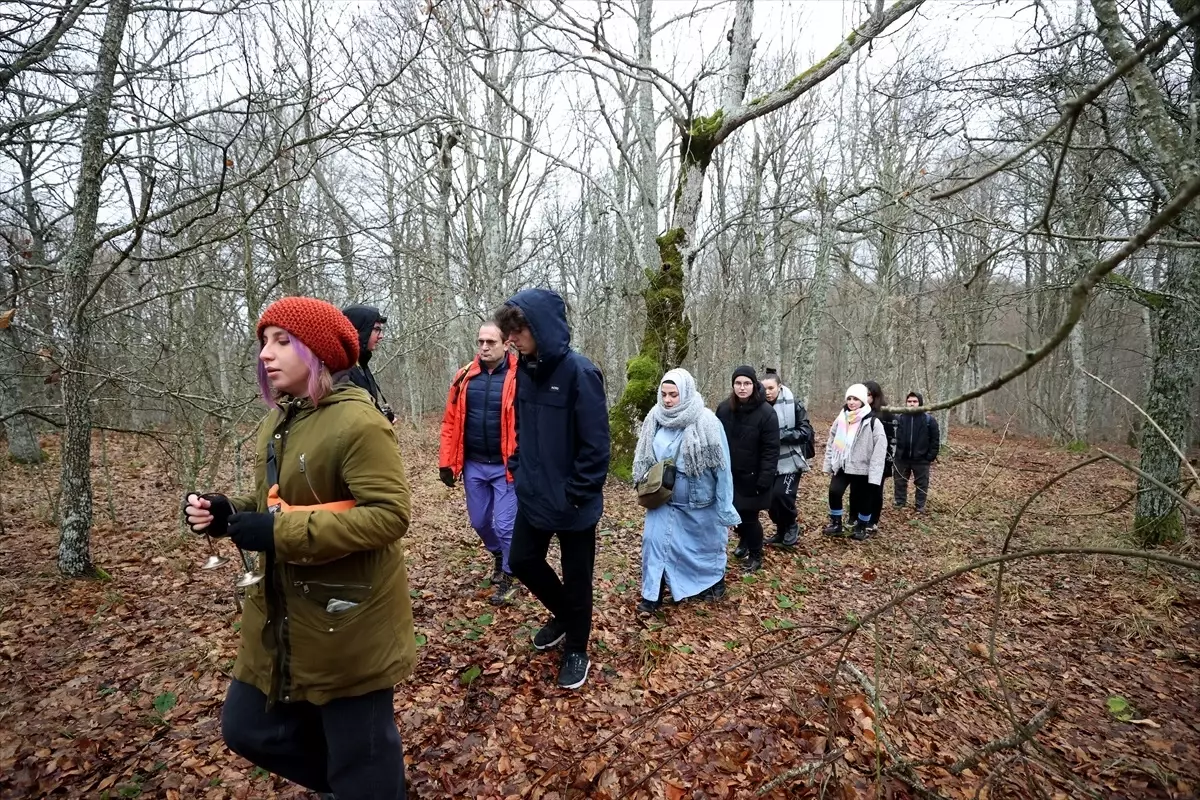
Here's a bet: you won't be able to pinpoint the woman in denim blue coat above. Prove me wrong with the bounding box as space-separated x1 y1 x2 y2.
633 368 741 613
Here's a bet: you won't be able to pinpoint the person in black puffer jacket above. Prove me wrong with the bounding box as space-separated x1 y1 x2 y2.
893 391 940 512
715 366 780 574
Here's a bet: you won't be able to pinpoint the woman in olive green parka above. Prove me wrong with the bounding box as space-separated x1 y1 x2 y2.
185 296 413 800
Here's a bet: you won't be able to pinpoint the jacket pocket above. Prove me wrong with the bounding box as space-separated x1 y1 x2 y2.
687 473 716 508
292 580 373 606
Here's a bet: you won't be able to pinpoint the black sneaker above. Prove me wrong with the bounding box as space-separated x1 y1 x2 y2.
557 650 590 689
533 617 566 650
744 553 763 573
764 529 786 547
865 524 879 538
490 552 504 585
851 522 869 541
489 574 518 606
914 505 926 514
822 517 847 537
780 523 800 547
636 598 661 614
732 544 749 559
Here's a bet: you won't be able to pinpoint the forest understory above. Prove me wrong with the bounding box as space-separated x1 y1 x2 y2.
1 420 1198 800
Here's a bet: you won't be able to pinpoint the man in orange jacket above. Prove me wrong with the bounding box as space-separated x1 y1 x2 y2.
439 323 519 605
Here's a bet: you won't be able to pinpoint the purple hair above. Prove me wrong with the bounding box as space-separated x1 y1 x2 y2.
256 334 330 408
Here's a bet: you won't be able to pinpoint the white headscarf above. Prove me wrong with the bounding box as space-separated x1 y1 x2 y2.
632 368 727 481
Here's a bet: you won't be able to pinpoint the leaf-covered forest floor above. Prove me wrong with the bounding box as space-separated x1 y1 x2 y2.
2 420 1198 799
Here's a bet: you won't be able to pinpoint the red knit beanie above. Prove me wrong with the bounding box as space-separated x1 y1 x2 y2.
256 297 360 373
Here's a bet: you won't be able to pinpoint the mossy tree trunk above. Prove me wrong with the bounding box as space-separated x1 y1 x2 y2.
1091 0 1199 547
607 0 926 477
1134 244 1200 547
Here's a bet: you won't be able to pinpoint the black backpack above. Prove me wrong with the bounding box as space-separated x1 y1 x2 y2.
795 401 816 460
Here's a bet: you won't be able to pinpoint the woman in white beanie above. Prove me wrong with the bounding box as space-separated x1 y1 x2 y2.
821 383 888 541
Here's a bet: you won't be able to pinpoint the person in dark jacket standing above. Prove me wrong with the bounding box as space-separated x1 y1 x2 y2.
493 288 611 690
438 323 520 605
761 369 813 548
342 304 395 422
894 391 940 512
861 380 896 536
185 297 413 799
715 366 780 574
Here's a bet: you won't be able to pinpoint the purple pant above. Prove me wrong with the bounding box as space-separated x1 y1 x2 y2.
463 460 516 574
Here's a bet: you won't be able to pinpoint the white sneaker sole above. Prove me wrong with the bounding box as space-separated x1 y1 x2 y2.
558 660 590 690
534 631 565 651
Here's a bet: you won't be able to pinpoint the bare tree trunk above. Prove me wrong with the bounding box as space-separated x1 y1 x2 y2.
793 179 834 407
58 0 132 578
635 0 657 277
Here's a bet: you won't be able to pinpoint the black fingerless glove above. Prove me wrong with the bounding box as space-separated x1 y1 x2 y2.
183 493 233 536
228 512 275 554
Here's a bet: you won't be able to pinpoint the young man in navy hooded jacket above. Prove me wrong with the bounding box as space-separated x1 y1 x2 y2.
494 288 611 690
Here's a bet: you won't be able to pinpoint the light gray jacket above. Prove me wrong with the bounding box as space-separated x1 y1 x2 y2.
822 412 888 485
772 385 810 475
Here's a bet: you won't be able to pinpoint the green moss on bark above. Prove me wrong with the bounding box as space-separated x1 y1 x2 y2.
1133 510 1184 548
608 228 693 478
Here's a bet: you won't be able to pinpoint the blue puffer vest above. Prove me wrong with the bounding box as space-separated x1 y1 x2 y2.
464 358 508 464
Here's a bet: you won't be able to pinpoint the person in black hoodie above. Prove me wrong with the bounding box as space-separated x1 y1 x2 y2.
715 366 780 574
894 391 940 512
493 289 611 690
342 304 395 422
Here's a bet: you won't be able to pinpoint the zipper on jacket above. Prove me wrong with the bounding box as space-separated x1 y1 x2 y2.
292 580 372 594
482 370 493 460
270 403 297 703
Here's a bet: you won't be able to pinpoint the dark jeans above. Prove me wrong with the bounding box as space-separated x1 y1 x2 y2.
767 472 799 530
734 507 764 555
828 470 872 525
894 459 932 508
509 510 596 652
869 476 889 525
221 679 405 799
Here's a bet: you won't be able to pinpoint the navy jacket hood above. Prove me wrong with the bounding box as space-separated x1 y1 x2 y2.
908 391 925 405
506 289 570 369
342 305 385 366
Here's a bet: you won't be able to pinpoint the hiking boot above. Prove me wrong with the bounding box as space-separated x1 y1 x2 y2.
490 551 504 585
744 553 763 573
557 650 590 690
764 528 787 547
489 573 518 606
851 521 869 541
780 523 800 547
636 598 661 614
865 524 879 538
696 577 727 601
914 505 926 514
732 543 749 559
533 617 566 651
822 515 846 537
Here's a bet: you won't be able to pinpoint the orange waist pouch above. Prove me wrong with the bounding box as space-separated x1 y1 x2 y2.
267 484 356 513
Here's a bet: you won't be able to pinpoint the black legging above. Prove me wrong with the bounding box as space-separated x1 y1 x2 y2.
734 507 764 555
828 470 872 525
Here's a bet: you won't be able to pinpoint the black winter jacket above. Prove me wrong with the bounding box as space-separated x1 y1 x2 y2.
342 305 393 422
716 389 781 511
895 396 940 463
506 289 611 531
